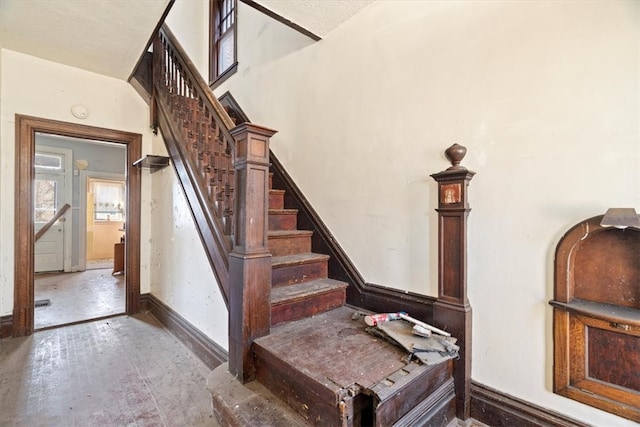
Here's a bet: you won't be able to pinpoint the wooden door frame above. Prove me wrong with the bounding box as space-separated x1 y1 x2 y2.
14 115 142 336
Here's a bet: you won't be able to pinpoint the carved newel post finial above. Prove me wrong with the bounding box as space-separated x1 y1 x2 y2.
445 143 467 171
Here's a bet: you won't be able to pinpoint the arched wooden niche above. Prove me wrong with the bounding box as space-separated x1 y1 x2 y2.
550 215 640 422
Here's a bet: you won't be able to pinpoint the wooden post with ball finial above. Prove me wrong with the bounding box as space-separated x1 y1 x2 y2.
431 143 475 421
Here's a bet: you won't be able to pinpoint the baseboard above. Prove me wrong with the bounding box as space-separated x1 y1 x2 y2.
470 382 589 427
143 293 228 370
0 314 13 339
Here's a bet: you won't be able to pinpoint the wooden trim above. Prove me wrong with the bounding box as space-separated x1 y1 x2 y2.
240 0 321 41
127 0 176 83
209 61 238 90
14 115 142 337
470 382 590 427
144 293 228 370
34 203 71 241
0 314 13 339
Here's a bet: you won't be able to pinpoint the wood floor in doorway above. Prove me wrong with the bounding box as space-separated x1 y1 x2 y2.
35 269 124 329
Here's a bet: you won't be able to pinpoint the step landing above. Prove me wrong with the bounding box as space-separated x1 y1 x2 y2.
253 306 454 426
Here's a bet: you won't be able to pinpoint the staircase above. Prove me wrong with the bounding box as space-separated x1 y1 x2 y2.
267 174 348 325
147 25 459 427
206 175 456 426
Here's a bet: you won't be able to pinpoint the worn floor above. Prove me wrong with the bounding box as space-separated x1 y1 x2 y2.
34 268 124 330
0 313 220 427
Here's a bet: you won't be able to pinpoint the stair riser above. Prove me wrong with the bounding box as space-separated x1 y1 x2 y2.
271 288 346 326
269 192 284 210
269 213 297 231
254 347 345 426
272 261 328 287
268 235 312 257
373 361 453 426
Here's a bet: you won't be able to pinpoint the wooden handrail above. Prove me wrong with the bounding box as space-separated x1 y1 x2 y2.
151 26 277 379
35 203 71 242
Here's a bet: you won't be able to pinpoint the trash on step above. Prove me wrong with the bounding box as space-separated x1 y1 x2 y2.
363 312 406 326
362 312 459 365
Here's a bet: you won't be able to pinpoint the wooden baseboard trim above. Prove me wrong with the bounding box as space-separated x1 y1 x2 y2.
0 314 13 339
470 382 589 427
143 293 228 370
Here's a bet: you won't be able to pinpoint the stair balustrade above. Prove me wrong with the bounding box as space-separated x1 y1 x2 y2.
151 24 276 381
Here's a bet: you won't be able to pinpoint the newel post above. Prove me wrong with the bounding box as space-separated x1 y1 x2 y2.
228 123 277 383
431 143 475 421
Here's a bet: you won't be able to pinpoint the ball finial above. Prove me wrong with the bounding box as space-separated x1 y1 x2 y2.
445 143 467 170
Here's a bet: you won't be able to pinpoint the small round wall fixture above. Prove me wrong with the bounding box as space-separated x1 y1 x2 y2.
71 104 89 119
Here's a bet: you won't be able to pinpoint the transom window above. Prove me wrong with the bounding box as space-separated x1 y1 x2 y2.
209 0 238 86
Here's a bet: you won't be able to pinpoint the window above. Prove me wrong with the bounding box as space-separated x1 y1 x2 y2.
89 179 125 222
35 153 63 170
209 0 237 86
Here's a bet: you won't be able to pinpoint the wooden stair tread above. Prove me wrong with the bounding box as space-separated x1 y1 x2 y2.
268 229 313 237
271 278 348 305
269 189 286 195
256 306 410 390
272 252 329 267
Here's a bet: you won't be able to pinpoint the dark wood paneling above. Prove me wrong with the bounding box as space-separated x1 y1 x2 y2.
145 293 228 370
470 382 590 427
14 115 142 337
588 326 640 391
0 315 13 339
574 229 640 308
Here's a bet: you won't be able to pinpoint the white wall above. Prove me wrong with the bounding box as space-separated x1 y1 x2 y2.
208 1 638 425
0 49 155 315
147 139 229 348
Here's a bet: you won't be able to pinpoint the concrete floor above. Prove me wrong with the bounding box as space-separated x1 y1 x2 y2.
0 313 220 427
34 268 125 330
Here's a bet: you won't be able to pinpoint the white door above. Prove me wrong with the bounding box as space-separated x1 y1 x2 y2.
34 173 65 272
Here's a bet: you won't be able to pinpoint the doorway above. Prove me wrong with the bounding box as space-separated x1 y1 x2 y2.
33 138 128 330
14 115 142 337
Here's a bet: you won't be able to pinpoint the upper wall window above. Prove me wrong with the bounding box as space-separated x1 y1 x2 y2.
210 0 238 87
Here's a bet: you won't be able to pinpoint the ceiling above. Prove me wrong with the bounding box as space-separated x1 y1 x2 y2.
0 0 171 80
0 0 372 81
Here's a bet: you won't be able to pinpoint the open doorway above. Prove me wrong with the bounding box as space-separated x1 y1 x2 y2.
14 115 142 337
33 136 128 329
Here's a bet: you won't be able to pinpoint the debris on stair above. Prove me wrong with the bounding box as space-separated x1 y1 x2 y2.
357 312 459 365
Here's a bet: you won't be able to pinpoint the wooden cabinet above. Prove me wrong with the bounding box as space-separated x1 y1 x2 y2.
550 216 639 422
113 242 125 275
